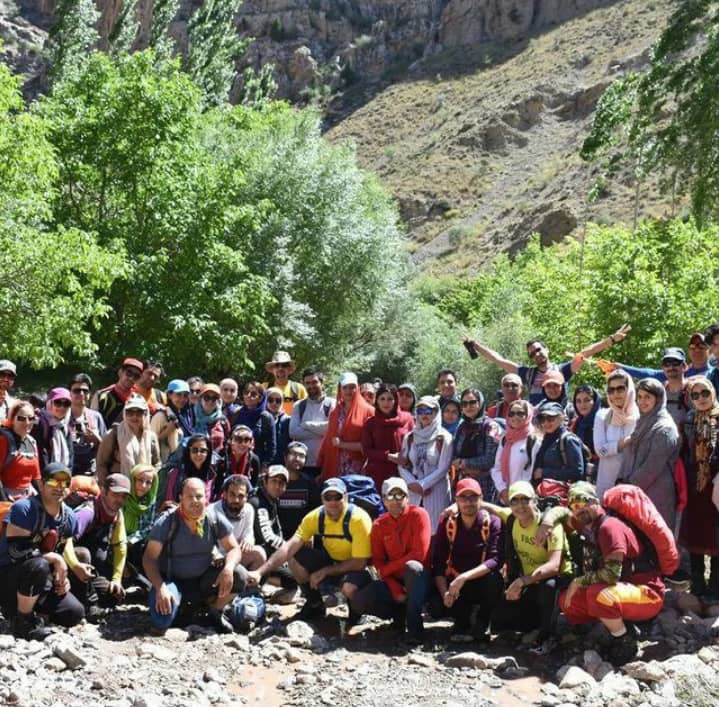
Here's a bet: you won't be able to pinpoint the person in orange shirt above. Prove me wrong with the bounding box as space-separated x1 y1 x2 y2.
264 351 307 416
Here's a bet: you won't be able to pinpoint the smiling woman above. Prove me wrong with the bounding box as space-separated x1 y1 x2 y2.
0 401 41 502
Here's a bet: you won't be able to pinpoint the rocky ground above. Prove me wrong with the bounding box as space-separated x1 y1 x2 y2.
2 589 719 707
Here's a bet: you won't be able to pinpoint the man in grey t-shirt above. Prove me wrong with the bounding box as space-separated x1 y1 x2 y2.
143 478 248 634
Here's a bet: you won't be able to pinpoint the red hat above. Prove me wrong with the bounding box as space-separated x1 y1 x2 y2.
542 370 565 386
455 478 482 497
122 357 144 372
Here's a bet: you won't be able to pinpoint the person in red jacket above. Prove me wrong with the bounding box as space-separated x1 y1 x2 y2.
361 384 414 491
350 477 431 644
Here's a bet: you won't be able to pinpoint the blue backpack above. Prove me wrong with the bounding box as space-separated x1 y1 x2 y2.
339 474 385 519
230 593 266 631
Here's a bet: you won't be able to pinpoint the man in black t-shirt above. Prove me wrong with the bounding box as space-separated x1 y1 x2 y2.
278 442 320 539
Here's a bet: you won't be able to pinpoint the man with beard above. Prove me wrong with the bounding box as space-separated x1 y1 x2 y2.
278 442 320 538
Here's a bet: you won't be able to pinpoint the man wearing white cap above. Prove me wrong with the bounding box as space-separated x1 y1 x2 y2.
351 477 431 643
264 350 307 416
0 359 17 422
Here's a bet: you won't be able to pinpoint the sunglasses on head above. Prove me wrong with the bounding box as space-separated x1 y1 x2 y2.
45 476 71 488
190 447 209 455
607 385 627 394
507 410 527 418
384 492 407 501
14 414 36 423
568 495 595 511
690 389 712 400
415 407 434 415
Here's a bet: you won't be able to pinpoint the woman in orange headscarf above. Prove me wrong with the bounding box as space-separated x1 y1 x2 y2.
318 372 374 479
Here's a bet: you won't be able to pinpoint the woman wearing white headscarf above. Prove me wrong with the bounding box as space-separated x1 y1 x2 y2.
618 378 679 529
593 370 639 499
398 396 453 533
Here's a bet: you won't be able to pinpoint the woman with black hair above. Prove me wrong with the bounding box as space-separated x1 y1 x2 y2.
160 433 218 509
569 384 601 480
452 388 503 501
230 381 276 467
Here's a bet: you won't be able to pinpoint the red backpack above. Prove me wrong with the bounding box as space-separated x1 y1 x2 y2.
602 484 679 576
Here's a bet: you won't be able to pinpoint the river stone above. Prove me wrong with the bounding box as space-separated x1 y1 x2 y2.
559 666 596 689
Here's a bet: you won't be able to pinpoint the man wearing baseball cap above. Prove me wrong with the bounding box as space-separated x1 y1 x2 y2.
91 357 145 427
0 462 84 640
66 473 130 618
431 478 503 642
247 477 373 622
483 481 573 653
0 359 17 422
351 477 431 643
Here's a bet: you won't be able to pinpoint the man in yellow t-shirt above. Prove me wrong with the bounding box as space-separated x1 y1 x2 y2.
483 481 574 653
247 478 372 622
264 351 307 415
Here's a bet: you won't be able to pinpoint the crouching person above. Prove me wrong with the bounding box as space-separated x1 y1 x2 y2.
0 462 84 640
67 473 129 619
143 478 248 634
432 478 504 642
247 478 372 623
485 481 573 653
542 482 665 664
351 477 431 643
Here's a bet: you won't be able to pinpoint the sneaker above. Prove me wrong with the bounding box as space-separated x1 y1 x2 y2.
207 607 235 634
296 601 326 621
529 637 558 655
450 623 473 643
12 612 54 642
404 630 424 646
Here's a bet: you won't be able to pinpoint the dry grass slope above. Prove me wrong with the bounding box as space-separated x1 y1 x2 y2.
326 0 677 275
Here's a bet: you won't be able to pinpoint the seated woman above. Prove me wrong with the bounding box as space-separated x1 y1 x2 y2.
490 400 538 505
96 396 160 485
122 464 158 587
161 433 218 509
618 378 679 530
231 381 276 467
0 401 41 502
532 401 585 485
486 481 574 653
593 371 638 499
362 383 414 491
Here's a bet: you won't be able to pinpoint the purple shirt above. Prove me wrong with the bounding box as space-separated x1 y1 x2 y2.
432 511 503 577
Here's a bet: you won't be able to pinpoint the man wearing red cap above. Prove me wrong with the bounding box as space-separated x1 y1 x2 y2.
92 357 145 427
431 478 504 642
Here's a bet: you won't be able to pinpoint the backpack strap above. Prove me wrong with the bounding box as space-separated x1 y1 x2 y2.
523 436 536 471
165 510 180 580
298 398 308 421
316 504 354 549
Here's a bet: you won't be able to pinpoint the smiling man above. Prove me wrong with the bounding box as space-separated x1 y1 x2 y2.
92 357 145 427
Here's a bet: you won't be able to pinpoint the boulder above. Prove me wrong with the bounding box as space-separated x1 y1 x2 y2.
623 661 667 682
559 666 597 689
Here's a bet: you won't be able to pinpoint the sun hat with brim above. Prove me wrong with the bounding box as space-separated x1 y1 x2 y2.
265 351 295 373
381 477 409 497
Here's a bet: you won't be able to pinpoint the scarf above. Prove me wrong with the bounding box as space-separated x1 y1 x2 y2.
44 408 71 465
123 465 159 535
94 494 120 527
572 386 601 450
412 396 442 443
606 371 639 427
111 383 135 405
499 400 532 485
372 398 406 429
178 503 205 537
193 399 223 435
688 378 719 492
116 411 154 476
318 384 375 479
234 389 267 429
169 399 194 437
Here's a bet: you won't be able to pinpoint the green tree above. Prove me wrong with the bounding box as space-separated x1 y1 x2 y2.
0 60 122 367
582 1 719 227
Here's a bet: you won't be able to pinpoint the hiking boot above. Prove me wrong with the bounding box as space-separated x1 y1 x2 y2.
86 604 110 624
296 600 326 621
450 621 473 643
404 629 424 646
207 607 235 634
12 612 54 642
472 617 490 643
390 605 406 633
606 631 638 666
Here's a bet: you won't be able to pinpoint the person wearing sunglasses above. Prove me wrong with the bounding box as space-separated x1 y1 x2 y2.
361 383 414 492
546 482 666 665
486 373 524 420
266 386 291 463
96 396 160 486
0 359 17 423
231 381 276 467
67 373 106 477
532 401 585 485
91 357 145 428
617 378 679 531
351 477 431 644
398 396 452 534
486 481 573 654
464 327 630 406
451 388 503 502
264 350 307 416
490 400 538 504
151 378 194 463
679 376 719 598
0 462 84 641
223 425 262 487
0 401 41 502
247 477 373 624
431 478 503 643
192 383 230 454
594 370 638 498
161 433 217 509
31 388 74 471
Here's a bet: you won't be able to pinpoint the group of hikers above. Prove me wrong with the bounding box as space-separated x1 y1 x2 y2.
1 320 718 667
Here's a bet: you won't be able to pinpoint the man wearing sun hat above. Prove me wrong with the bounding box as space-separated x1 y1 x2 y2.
0 462 84 640
432 477 504 642
264 350 307 415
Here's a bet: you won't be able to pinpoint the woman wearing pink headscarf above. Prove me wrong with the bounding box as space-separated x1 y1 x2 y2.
489 399 538 505
593 369 639 498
